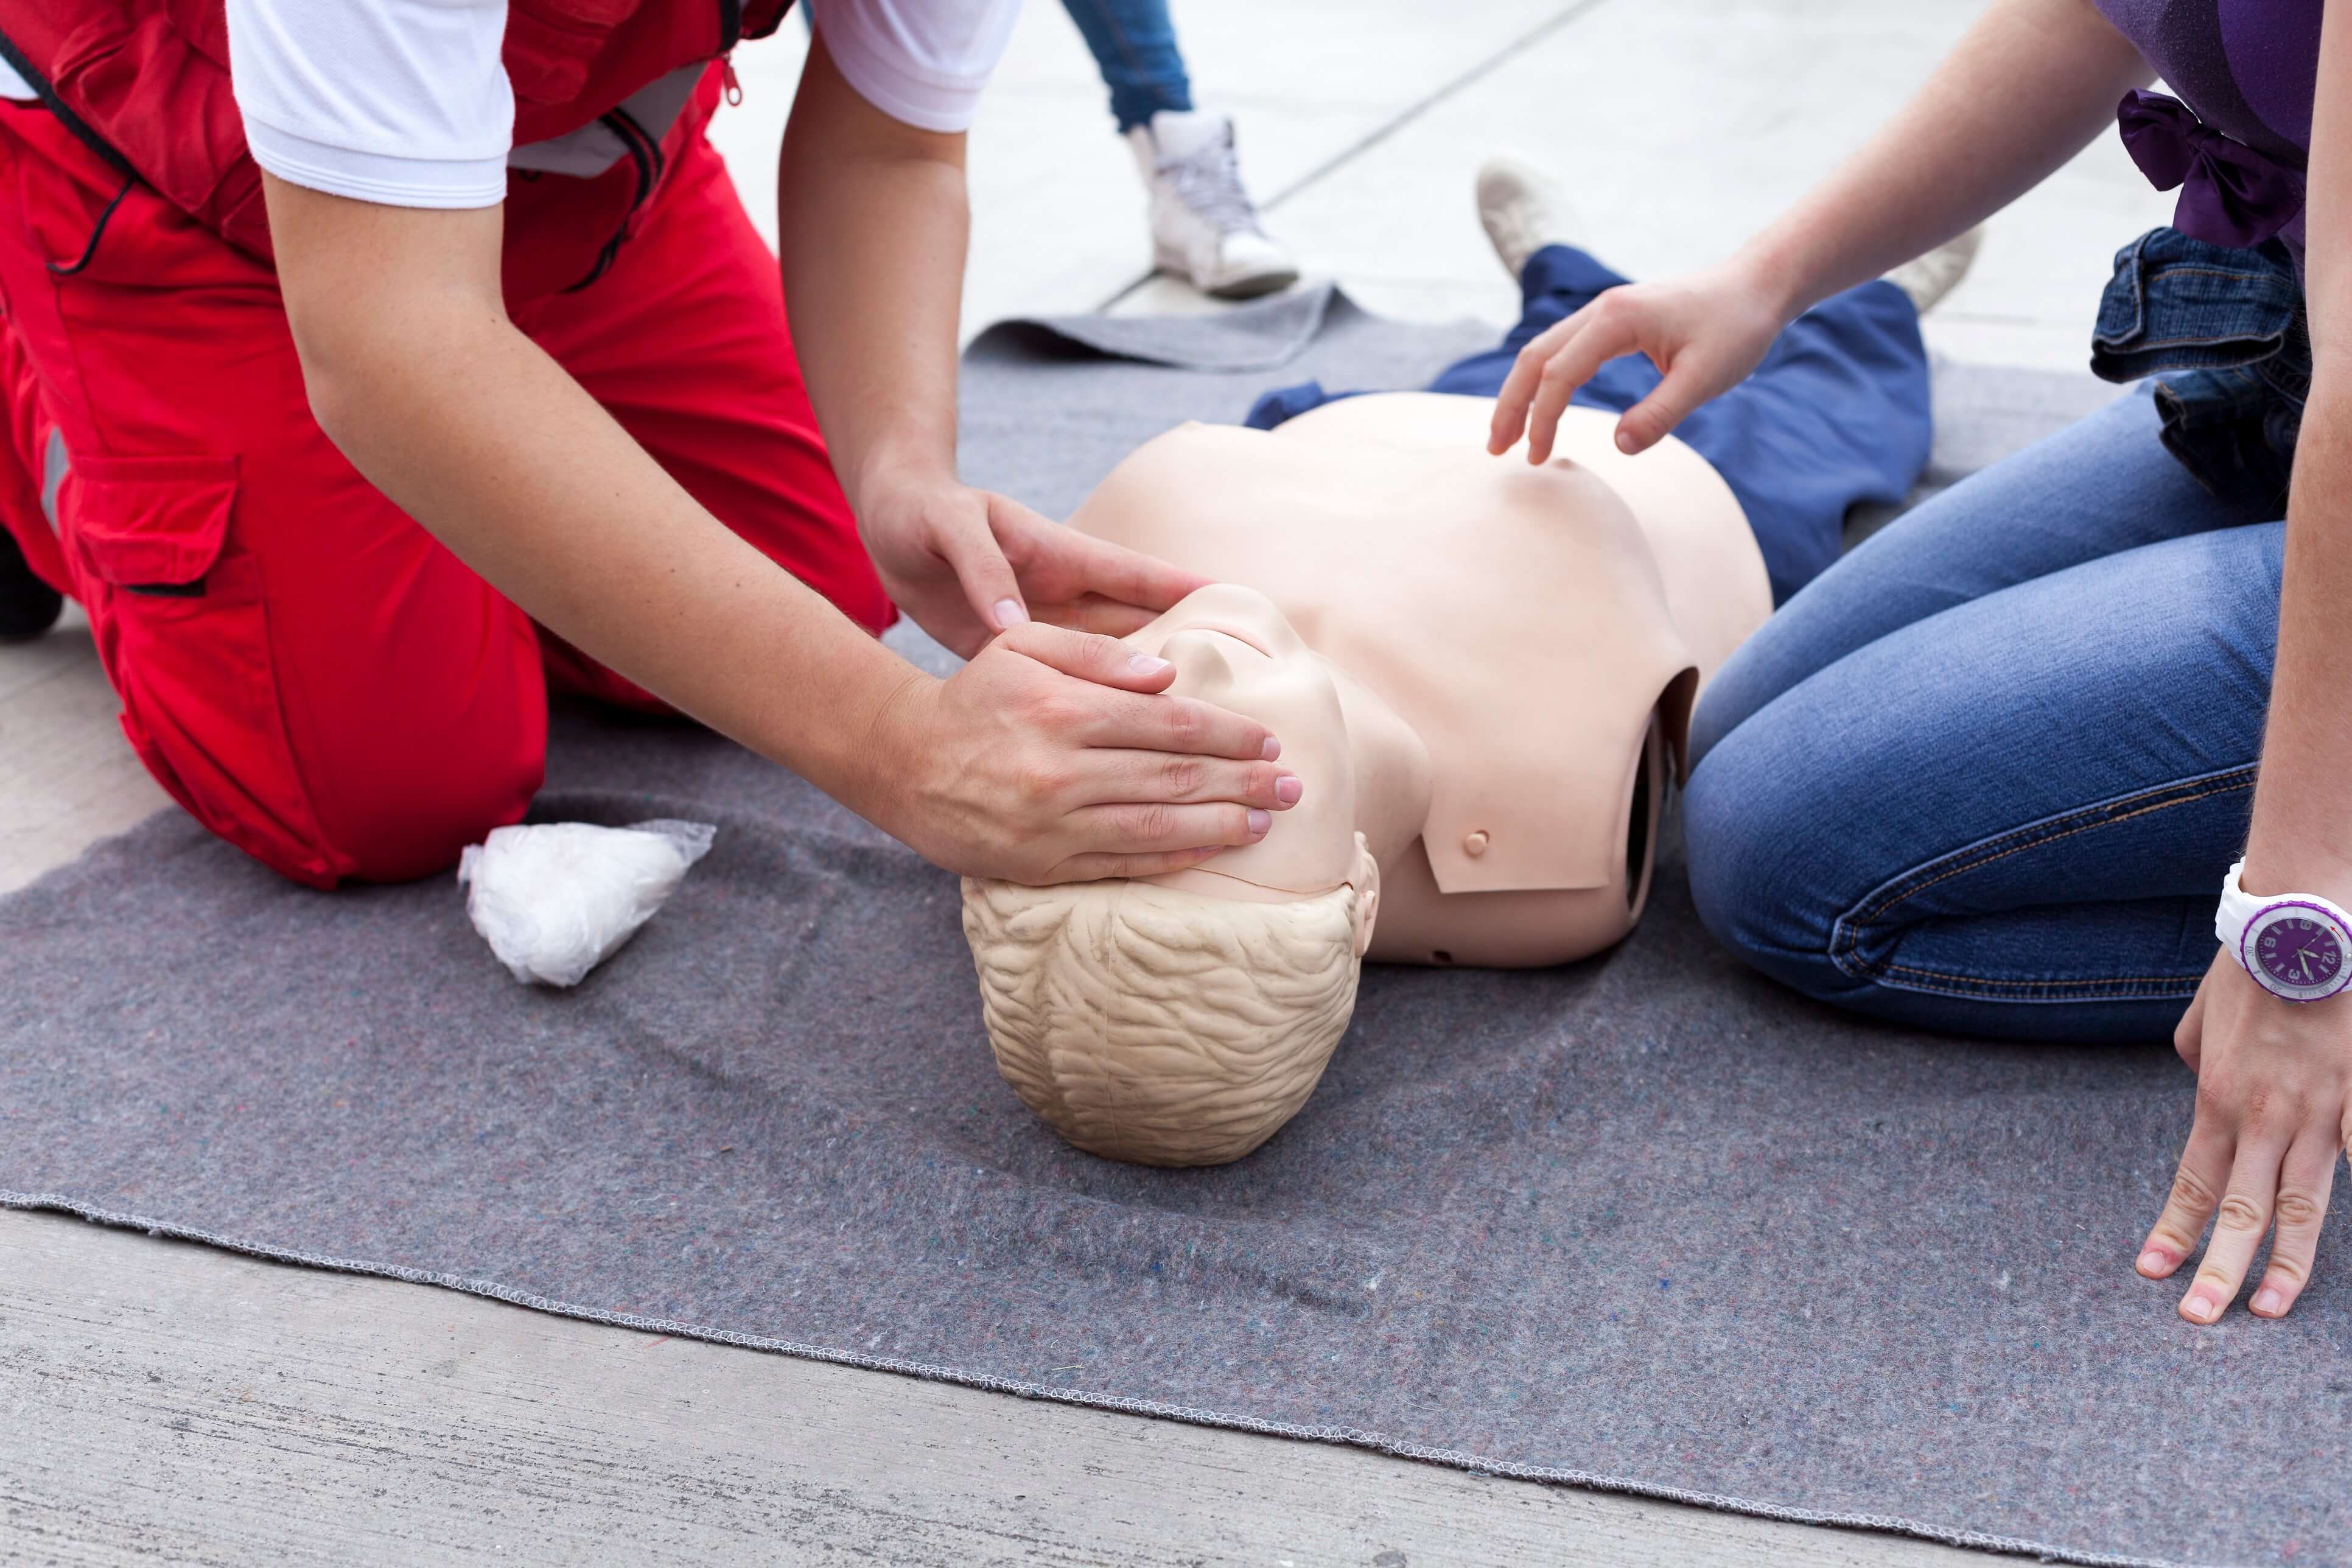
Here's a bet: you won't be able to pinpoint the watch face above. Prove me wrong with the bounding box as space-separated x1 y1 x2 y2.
2248 904 2350 1001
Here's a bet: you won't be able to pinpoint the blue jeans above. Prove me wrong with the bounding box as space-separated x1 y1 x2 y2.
2091 226 2306 508
1684 386 2283 1043
1060 0 1192 133
1248 245 1933 603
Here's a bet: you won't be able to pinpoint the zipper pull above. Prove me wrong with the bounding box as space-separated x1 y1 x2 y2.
720 51 743 107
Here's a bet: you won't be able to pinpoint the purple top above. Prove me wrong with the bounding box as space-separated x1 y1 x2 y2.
2094 0 2319 262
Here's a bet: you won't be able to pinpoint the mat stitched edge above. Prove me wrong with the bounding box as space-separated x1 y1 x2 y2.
3 1187 2188 1568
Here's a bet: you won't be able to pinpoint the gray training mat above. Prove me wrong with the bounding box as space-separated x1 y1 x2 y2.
5 290 2316 1568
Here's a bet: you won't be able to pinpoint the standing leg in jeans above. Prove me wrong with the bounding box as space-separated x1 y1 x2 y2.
1057 0 1192 131
1682 388 2281 1041
1059 0 1297 298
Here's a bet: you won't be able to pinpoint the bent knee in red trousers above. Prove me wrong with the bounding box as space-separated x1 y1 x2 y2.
0 105 889 887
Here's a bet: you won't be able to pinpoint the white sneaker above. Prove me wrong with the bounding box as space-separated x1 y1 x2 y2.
1127 110 1298 299
1880 226 1984 315
1475 152 1583 281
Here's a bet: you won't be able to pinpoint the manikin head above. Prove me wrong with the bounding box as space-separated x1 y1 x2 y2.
961 585 1402 1167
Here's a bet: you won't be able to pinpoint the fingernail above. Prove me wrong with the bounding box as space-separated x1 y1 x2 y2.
1275 774 1304 805
2253 1286 2284 1316
2136 1248 2171 1276
1247 809 1272 838
2184 1291 2224 1323
1261 737 1282 761
993 598 1028 629
1125 653 1171 676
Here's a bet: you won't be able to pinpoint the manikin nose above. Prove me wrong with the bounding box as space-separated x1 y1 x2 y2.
1157 583 1300 655
1158 628 1244 701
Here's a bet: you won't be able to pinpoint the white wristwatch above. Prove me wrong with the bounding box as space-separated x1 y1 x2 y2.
2215 860 2352 1003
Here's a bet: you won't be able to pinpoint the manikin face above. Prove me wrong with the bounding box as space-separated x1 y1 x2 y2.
1124 583 1372 912
957 585 1387 1166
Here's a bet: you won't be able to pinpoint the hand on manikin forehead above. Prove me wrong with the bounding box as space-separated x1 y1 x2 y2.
1124 584 1363 897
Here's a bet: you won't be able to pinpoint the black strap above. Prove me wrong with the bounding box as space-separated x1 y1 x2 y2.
0 20 142 277
0 22 137 181
47 172 135 276
560 109 662 294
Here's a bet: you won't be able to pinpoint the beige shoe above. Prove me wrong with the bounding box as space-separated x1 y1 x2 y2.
1475 152 1583 280
1881 226 1984 315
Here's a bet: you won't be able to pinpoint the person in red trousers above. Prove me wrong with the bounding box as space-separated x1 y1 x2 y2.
0 0 1304 889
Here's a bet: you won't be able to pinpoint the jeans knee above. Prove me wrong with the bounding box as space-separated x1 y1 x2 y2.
1682 733 1844 996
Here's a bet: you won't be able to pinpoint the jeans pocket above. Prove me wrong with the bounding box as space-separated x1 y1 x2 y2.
60 452 335 883
2089 228 2307 505
2090 226 2301 381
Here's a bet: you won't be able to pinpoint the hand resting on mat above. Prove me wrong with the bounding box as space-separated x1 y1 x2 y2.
2139 950 2352 1324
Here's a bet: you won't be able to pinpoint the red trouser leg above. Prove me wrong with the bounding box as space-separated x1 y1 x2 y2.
0 103 893 885
0 104 544 887
514 127 895 707
0 315 71 595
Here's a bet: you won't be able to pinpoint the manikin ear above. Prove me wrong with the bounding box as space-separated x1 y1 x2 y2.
1348 833 1381 959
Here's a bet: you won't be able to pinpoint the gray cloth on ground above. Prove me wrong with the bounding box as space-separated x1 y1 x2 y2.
2 290 2304 1568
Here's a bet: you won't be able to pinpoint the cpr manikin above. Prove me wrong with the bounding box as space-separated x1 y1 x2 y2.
961 392 1772 1166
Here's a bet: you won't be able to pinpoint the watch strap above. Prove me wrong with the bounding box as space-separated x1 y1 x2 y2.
2214 859 2264 952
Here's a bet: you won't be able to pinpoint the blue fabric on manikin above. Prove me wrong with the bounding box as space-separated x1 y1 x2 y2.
1245 245 1934 603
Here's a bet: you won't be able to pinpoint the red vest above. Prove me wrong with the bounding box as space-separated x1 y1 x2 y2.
0 0 793 295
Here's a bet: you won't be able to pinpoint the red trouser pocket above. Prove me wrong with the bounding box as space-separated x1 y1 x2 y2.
60 453 337 886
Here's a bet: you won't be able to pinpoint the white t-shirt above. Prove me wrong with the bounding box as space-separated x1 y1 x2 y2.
223 0 1020 209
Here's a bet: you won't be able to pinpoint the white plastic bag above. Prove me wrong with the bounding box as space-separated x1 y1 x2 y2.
458 819 716 987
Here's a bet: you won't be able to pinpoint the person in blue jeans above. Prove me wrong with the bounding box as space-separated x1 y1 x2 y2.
794 0 1294 296
1685 373 2283 1035
1056 0 1298 298
1486 1 2333 1328
1246 156 1978 606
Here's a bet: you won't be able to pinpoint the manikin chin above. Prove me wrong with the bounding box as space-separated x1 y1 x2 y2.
961 393 1771 1167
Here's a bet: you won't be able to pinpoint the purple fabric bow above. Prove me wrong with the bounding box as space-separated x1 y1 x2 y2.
2118 89 2304 249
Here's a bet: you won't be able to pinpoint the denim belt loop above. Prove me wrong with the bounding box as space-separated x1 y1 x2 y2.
2090 225 2306 509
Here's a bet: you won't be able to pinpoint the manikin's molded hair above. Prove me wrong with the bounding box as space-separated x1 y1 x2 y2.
961 875 1362 1167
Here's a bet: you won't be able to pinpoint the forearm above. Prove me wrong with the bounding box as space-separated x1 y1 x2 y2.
777 32 968 519
2239 0 2352 894
1738 0 2151 316
2242 380 2352 893
302 289 916 811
